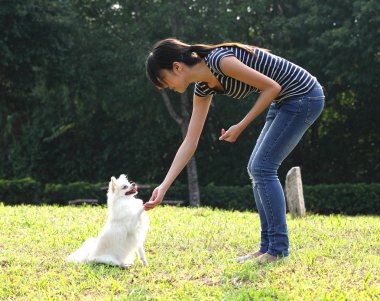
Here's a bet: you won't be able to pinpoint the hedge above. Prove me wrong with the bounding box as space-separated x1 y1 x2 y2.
0 178 42 205
44 182 106 205
303 183 380 215
0 178 379 215
166 183 380 215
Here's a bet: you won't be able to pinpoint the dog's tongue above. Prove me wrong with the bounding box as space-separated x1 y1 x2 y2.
126 187 137 195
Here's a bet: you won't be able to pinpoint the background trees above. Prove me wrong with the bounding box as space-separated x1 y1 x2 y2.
0 0 378 189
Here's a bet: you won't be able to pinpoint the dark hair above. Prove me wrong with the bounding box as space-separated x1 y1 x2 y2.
146 38 262 88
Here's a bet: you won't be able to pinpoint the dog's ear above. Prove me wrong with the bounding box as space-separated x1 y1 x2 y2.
111 176 116 193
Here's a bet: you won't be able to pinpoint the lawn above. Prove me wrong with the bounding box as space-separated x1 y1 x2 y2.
0 204 379 300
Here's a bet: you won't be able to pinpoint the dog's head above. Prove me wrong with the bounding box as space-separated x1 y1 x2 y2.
108 174 138 200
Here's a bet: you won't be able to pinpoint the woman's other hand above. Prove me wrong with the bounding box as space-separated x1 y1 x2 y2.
218 124 244 143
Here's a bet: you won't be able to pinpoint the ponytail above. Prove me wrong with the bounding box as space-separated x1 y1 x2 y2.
189 42 257 58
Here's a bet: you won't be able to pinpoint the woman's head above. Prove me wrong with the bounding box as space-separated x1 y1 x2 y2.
146 38 257 92
146 38 201 91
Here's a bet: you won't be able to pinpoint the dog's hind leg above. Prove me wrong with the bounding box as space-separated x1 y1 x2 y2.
122 251 136 267
137 245 148 266
90 255 121 267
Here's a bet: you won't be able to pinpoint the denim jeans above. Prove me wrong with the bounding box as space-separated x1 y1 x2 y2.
247 82 325 257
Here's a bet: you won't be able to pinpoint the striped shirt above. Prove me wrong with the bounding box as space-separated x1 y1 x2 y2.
194 47 317 102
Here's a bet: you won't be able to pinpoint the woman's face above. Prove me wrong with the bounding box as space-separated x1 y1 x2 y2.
159 62 189 93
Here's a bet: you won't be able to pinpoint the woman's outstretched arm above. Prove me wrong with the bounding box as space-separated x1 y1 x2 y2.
144 94 213 210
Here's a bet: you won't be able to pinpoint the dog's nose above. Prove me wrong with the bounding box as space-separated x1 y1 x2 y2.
130 182 136 187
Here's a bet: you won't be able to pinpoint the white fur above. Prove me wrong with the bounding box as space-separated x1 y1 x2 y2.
66 174 149 267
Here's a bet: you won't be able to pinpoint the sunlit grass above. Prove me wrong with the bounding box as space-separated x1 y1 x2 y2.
0 204 379 300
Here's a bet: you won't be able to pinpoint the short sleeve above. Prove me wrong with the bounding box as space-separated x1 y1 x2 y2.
205 48 235 77
194 82 213 97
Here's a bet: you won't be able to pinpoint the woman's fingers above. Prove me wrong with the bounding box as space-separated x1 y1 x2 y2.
219 125 241 143
219 128 227 140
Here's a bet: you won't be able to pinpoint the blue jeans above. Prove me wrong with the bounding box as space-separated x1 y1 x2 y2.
247 82 325 257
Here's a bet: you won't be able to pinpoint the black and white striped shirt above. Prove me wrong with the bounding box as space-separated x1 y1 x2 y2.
194 47 317 102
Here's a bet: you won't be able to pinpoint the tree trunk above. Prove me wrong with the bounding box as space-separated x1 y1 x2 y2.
186 156 200 207
160 90 201 207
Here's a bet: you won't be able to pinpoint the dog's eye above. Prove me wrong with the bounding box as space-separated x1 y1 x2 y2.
122 185 127 190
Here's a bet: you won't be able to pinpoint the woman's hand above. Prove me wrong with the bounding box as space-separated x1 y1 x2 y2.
219 124 245 143
144 185 167 211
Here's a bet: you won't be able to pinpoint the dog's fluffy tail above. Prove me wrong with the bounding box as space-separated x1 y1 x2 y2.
65 237 97 263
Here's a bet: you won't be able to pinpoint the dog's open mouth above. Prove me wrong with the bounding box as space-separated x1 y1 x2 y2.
125 187 137 195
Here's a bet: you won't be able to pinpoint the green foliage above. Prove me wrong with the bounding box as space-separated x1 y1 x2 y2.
1 178 378 215
260 0 380 183
200 183 253 211
1 205 379 300
0 1 378 186
43 181 106 205
0 178 41 205
169 183 380 215
304 183 380 215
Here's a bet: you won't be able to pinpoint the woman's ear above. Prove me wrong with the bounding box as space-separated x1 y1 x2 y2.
172 62 182 73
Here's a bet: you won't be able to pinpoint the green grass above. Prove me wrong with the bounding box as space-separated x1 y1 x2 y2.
0 204 379 301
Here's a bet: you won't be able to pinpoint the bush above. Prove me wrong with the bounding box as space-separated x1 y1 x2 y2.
200 183 254 211
163 183 254 211
303 183 380 215
43 182 106 205
0 178 379 215
170 183 380 215
0 178 42 205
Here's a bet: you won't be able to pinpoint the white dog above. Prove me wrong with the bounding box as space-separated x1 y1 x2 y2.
66 174 149 267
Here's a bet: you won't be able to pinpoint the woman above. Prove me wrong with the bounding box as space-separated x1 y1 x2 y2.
144 38 324 263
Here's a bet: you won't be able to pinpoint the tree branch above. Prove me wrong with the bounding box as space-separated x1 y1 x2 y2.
159 90 183 125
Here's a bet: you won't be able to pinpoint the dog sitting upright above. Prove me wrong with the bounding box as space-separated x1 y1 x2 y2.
66 174 149 267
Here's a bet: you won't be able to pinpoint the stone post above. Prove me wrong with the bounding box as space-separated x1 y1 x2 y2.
285 167 306 218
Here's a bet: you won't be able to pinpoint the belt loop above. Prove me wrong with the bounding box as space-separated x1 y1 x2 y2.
275 101 283 109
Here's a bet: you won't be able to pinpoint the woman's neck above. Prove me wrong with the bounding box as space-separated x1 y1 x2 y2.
187 60 222 90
